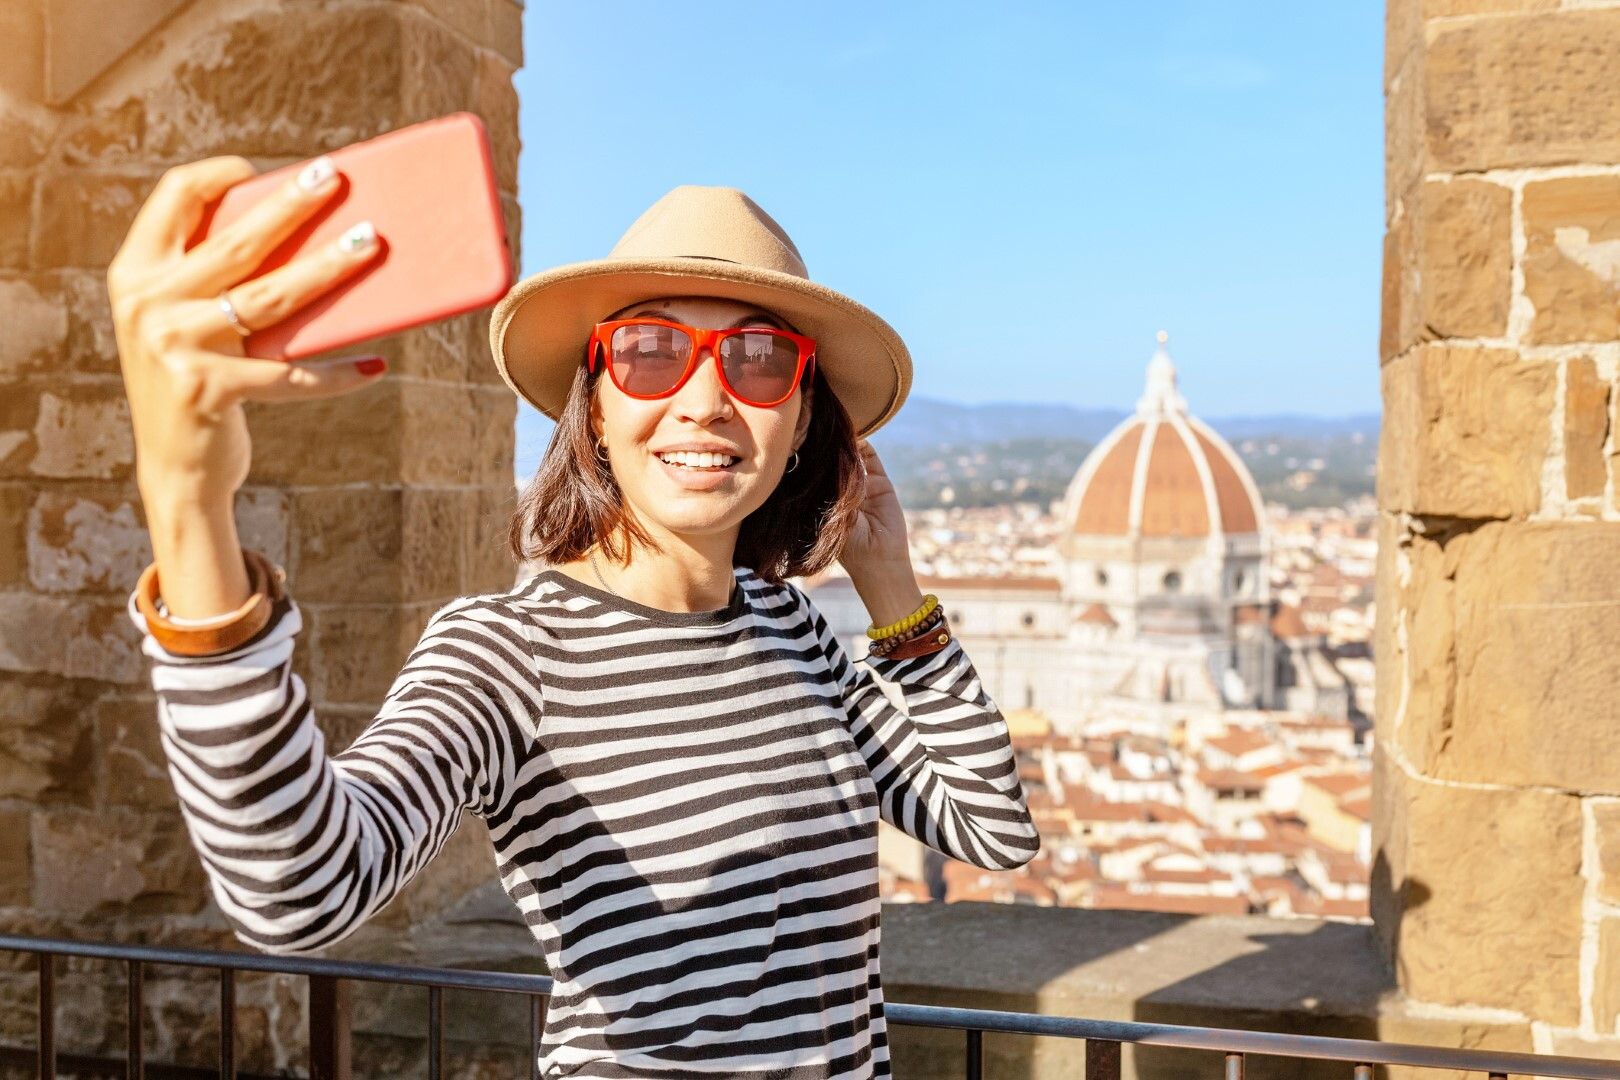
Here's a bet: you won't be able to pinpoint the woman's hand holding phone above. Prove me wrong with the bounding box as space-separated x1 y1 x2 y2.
109 154 387 619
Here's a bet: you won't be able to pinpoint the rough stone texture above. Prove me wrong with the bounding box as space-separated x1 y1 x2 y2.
1395 522 1620 793
1425 12 1620 173
1594 800 1620 909
31 809 208 918
292 487 468 605
1381 179 1513 361
1378 345 1552 519
1373 763 1583 1025
1596 917 1620 1036
1564 356 1610 501
1522 174 1620 346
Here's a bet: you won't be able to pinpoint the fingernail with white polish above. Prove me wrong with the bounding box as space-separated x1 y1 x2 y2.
296 155 337 193
337 220 377 253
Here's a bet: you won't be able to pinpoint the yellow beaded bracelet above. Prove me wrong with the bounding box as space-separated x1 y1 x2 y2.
867 593 939 639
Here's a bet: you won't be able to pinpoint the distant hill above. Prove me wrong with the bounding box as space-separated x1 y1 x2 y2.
514 396 1381 511
868 396 1381 448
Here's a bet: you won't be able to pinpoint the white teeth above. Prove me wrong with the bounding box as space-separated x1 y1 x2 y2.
657 451 738 469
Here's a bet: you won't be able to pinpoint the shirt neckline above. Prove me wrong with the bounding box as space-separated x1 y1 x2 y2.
536 565 752 627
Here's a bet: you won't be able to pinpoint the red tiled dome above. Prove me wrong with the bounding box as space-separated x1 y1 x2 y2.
1065 336 1262 539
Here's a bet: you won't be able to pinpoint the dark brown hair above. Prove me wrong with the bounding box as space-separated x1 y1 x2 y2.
506 346 866 586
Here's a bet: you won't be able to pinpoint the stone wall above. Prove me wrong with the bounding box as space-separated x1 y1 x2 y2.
1378 0 1620 1055
0 0 522 1071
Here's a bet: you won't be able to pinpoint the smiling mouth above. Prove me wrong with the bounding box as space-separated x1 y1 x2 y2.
654 451 741 472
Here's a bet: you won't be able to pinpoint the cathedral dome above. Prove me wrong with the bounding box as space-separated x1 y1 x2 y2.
1062 333 1263 540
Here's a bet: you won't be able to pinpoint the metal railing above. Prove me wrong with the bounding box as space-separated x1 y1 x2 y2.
5 933 1620 1080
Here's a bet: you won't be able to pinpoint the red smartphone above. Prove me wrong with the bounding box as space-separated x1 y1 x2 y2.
187 112 514 361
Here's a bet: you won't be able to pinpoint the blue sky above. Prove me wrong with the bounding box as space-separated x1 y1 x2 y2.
513 2 1382 463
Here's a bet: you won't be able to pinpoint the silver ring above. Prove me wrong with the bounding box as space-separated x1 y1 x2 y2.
217 290 253 337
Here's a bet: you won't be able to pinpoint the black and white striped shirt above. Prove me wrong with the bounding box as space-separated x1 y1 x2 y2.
126 564 1040 1079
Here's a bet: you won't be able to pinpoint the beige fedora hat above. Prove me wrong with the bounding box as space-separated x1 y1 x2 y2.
488 185 912 438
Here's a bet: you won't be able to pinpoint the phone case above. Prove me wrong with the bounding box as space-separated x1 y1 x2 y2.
188 112 514 361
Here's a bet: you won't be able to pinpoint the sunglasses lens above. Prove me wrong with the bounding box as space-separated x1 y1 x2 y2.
609 324 693 395
720 332 802 405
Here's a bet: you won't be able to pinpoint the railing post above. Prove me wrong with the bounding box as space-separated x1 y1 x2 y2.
308 974 352 1080
127 958 144 1080
529 994 545 1080
1354 1066 1372 1080
964 1027 982 1080
1226 1052 1245 1080
1085 1038 1122 1080
428 985 444 1080
219 966 236 1079
38 951 55 1080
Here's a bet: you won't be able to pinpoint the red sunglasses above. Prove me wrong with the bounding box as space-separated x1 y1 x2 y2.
585 317 817 408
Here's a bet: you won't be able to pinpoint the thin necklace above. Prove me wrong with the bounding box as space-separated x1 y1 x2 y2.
588 547 619 597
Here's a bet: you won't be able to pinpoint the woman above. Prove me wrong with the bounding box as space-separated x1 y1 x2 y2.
113 157 1039 1079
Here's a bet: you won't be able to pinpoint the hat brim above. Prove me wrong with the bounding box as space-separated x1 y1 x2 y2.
488 256 912 439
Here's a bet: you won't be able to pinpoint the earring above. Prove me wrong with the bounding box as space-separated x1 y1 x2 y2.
786 451 800 474
595 435 610 462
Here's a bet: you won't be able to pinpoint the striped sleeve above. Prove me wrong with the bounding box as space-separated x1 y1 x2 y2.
125 588 537 955
788 584 1040 871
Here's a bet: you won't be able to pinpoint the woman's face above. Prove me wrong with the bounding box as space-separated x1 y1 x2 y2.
589 295 813 547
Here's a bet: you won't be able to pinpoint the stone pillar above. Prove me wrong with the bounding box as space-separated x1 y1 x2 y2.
1378 0 1620 1054
0 0 521 1070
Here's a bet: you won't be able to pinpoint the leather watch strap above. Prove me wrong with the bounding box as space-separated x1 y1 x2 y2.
879 613 953 661
135 549 287 657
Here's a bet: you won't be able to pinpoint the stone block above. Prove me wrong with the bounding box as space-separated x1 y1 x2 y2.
1385 0 1420 93
1384 525 1461 780
90 691 175 813
1380 185 1418 364
1419 179 1512 341
307 600 446 705
1564 356 1610 500
1522 174 1620 347
27 488 150 592
468 485 518 592
0 674 98 804
1422 0 1558 15
1426 12 1620 173
153 7 410 159
0 592 144 683
0 811 28 906
399 14 480 128
0 381 135 481
0 275 68 375
244 381 403 487
1371 514 1402 752
1598 917 1620 1035
473 50 519 194
1594 799 1620 908
1378 345 1551 518
291 486 466 605
1384 47 1425 218
0 172 33 268
1402 522 1620 793
0 106 49 168
31 171 149 269
31 809 207 917
1377 762 1582 1024
0 484 27 587
1380 179 1512 362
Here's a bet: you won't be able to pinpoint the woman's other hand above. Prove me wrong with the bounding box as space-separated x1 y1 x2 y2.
841 438 911 571
109 154 385 509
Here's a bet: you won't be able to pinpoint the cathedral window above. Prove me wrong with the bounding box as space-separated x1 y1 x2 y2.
1095 567 1108 587
1163 570 1182 592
